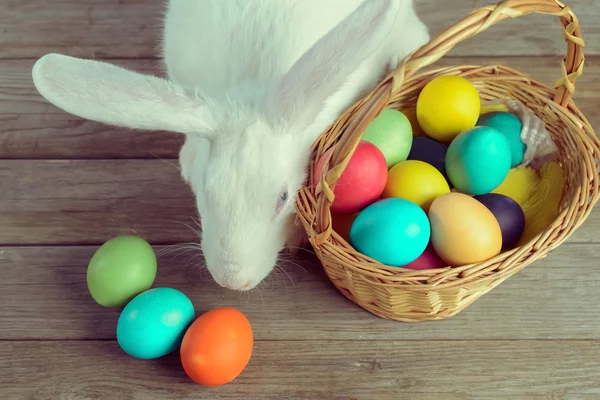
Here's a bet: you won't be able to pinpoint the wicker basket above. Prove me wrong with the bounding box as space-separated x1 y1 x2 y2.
296 0 600 322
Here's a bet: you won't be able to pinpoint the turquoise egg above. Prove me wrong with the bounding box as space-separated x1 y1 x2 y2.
446 126 511 195
477 112 526 167
349 198 430 266
117 287 195 359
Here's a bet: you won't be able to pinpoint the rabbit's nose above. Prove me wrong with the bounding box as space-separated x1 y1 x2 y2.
222 280 252 291
216 264 251 291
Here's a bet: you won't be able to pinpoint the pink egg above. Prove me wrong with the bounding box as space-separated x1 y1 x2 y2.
403 244 446 270
313 141 388 214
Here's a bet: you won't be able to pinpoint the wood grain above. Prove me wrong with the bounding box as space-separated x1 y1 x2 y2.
2 57 599 159
1 243 600 341
0 59 182 159
1 159 598 245
0 160 196 245
1 1 599 59
0 340 598 399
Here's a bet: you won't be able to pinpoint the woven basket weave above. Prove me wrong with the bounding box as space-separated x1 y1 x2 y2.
296 0 600 322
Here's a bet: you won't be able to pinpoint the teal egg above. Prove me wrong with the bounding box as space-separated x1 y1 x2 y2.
478 112 526 167
349 198 430 266
117 287 195 359
445 126 511 195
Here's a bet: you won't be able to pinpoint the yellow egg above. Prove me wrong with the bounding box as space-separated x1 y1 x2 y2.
382 160 450 212
416 76 481 142
429 192 502 266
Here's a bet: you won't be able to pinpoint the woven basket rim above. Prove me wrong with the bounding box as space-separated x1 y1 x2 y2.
295 0 599 295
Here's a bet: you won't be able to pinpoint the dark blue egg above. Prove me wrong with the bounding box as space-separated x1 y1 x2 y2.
407 136 448 177
474 193 525 250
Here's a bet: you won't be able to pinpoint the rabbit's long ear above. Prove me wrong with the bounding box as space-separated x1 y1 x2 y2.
268 0 399 125
32 54 215 137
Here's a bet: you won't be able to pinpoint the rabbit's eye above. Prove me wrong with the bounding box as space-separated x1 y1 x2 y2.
276 188 289 214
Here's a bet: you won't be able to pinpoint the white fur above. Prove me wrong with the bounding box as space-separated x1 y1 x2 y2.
31 0 429 291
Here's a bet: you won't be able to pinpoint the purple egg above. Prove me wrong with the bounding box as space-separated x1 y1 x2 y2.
474 193 525 250
407 137 448 177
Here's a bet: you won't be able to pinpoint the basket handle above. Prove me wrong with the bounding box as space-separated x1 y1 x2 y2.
312 0 584 245
395 0 584 107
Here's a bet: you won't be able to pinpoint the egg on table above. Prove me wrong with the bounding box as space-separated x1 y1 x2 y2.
313 141 388 214
445 126 512 195
116 287 195 359
87 235 157 308
429 193 503 266
349 198 430 266
361 108 413 168
180 308 253 386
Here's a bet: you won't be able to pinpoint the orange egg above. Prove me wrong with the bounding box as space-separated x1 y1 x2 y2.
428 192 502 266
180 308 253 386
401 107 425 137
331 212 358 242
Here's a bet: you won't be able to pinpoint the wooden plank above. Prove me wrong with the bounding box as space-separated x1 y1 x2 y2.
0 0 161 59
0 159 598 245
0 59 182 159
0 340 598 399
0 114 183 159
1 243 599 341
417 0 600 57
0 160 197 245
1 1 599 59
2 56 599 159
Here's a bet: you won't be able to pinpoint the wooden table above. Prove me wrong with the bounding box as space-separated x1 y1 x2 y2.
1 1 600 398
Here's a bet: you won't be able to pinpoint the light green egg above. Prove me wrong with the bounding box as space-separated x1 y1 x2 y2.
361 108 413 168
87 235 157 308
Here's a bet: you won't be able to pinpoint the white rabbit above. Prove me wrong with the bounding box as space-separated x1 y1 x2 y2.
31 0 429 291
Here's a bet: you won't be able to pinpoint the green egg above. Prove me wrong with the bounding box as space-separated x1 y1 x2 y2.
87 235 157 308
361 108 413 168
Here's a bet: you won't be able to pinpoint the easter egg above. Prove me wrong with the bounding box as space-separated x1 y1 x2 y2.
331 212 359 242
180 308 253 386
313 141 387 214
445 126 512 195
407 136 449 177
474 193 525 250
349 198 430 266
87 235 157 308
403 244 447 270
429 193 502 266
117 287 195 359
417 75 481 142
361 108 413 168
382 160 450 212
401 107 425 137
478 112 526 167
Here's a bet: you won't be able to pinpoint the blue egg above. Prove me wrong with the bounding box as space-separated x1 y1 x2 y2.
117 287 195 359
349 198 430 267
445 126 511 195
407 136 449 178
477 112 526 168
